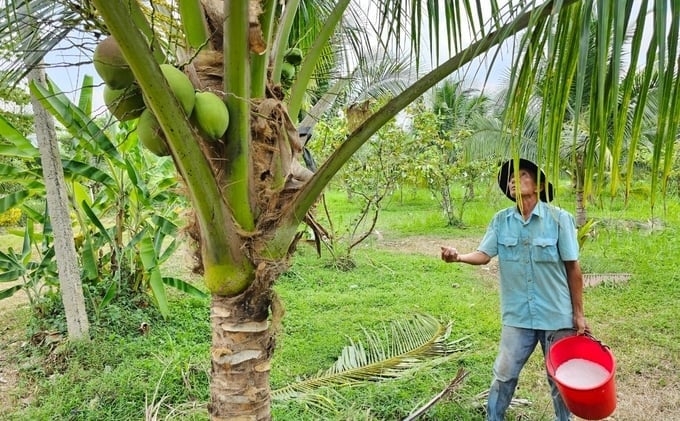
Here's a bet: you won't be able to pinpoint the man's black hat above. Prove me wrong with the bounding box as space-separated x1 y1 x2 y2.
497 158 554 202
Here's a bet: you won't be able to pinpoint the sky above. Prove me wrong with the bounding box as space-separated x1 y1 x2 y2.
42 0 657 115
43 1 512 114
45 37 107 114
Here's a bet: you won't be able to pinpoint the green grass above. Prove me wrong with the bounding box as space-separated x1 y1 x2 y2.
2 186 680 420
2 296 211 420
270 246 500 420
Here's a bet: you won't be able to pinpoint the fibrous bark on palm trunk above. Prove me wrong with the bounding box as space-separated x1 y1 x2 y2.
208 260 286 420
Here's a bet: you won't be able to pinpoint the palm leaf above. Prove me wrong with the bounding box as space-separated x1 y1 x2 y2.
272 313 470 403
404 367 469 421
0 0 104 85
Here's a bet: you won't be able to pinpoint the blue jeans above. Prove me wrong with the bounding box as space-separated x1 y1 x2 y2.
486 326 573 421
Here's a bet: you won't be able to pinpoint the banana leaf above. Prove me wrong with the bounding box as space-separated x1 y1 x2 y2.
161 277 208 299
0 114 38 158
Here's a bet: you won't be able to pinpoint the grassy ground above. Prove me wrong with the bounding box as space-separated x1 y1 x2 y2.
1 185 679 420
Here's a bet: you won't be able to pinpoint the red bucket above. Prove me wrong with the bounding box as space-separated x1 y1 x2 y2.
546 334 616 420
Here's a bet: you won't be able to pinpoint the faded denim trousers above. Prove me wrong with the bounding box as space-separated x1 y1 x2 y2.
486 325 573 421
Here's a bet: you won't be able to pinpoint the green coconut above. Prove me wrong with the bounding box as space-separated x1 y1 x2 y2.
281 62 296 82
284 47 303 66
94 37 135 90
103 85 146 121
160 64 195 115
137 109 170 157
192 91 230 139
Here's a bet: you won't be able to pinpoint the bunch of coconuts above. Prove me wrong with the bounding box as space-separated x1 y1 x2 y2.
94 36 229 156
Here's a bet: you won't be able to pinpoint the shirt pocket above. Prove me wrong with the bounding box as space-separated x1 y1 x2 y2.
532 237 559 262
498 236 520 261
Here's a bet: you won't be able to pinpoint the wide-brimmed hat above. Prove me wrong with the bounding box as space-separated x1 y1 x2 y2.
498 158 554 202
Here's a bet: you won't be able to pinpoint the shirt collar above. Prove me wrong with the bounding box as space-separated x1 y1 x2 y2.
510 200 545 221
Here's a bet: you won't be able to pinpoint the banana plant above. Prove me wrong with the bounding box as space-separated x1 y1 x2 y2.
0 217 57 305
0 77 206 317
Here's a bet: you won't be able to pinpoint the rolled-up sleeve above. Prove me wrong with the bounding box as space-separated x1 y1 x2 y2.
478 213 500 258
557 210 579 261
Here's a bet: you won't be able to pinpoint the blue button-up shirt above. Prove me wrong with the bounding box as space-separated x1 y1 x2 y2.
477 201 579 330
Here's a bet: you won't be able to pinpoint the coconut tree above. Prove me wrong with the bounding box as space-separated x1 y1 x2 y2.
431 79 491 199
464 13 666 226
2 0 680 419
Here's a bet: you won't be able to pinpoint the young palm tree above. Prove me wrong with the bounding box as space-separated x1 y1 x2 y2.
462 15 666 226
2 1 679 419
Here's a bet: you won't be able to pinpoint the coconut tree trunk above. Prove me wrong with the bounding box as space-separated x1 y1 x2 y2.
574 159 587 227
575 187 587 227
209 264 280 420
28 67 90 340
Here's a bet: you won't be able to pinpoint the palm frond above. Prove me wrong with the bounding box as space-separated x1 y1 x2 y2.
272 313 471 403
0 0 104 86
473 388 532 410
403 367 469 421
464 113 543 163
348 50 415 103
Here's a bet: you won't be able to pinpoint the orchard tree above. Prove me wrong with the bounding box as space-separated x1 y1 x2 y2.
310 112 412 267
2 1 680 419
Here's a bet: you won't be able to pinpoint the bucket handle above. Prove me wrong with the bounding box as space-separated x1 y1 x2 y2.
586 332 611 351
551 328 611 349
546 329 611 374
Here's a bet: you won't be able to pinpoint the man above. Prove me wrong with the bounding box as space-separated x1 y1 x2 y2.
440 158 588 421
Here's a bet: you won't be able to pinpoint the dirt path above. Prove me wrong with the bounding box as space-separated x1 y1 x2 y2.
376 234 500 279
377 234 479 257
